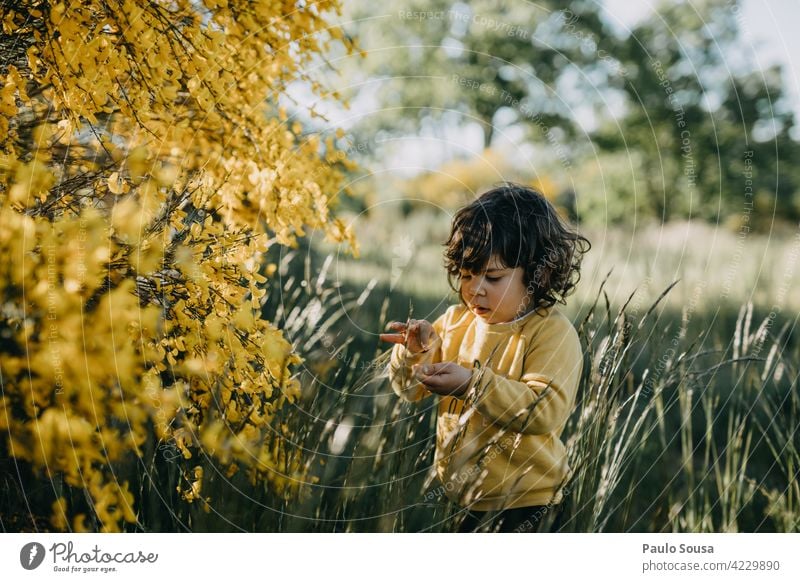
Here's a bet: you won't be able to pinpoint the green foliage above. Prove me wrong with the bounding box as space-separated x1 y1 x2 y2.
340 0 604 150
337 0 800 227
592 0 800 222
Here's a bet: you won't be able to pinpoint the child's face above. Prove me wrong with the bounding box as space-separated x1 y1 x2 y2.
459 255 532 324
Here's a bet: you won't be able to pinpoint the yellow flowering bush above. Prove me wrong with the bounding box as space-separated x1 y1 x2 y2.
0 0 357 531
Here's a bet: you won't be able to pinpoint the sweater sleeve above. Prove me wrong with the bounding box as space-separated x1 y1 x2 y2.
388 308 451 403
466 316 583 435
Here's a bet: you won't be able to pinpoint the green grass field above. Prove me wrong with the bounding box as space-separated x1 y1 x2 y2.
4 217 798 532
187 216 796 533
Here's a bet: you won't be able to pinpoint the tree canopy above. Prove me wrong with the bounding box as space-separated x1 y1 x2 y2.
337 0 799 225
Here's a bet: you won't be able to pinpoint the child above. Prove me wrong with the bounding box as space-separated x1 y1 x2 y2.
380 183 590 532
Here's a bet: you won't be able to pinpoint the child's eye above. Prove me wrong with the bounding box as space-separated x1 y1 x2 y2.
460 274 500 282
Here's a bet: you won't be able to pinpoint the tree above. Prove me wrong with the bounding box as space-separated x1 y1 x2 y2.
339 0 606 153
0 0 357 531
590 0 799 222
338 0 799 225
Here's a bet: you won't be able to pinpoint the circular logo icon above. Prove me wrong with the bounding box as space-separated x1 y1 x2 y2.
20 542 46 570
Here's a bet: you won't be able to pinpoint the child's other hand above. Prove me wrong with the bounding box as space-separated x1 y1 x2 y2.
379 319 439 354
412 362 473 397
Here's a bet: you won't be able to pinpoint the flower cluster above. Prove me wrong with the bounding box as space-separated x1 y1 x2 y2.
1 0 357 531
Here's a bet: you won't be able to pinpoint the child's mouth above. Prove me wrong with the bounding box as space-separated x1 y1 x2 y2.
472 306 490 316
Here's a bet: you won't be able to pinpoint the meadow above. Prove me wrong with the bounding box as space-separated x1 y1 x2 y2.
4 212 797 533
138 213 799 532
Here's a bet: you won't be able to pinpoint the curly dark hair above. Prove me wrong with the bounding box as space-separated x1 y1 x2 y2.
443 183 591 312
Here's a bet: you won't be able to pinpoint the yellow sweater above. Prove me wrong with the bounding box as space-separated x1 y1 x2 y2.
389 303 583 511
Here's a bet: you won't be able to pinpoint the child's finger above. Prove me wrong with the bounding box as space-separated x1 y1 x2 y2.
413 364 430 382
385 321 407 331
420 324 431 347
416 370 447 388
379 333 405 344
413 363 442 378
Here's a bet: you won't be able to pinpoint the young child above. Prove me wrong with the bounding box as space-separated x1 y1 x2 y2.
380 183 590 532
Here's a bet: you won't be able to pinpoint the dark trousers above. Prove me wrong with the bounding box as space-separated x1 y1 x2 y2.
456 503 562 532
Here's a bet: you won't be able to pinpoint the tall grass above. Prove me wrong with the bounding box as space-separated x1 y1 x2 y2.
554 285 797 533
3 244 797 532
156 244 798 532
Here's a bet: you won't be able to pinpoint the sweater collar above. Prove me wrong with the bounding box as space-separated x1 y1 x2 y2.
474 305 545 333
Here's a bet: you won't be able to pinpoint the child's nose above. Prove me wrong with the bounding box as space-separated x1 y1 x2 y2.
465 277 486 296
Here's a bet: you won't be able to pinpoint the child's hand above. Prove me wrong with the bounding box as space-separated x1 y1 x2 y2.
379 319 439 354
412 362 473 397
